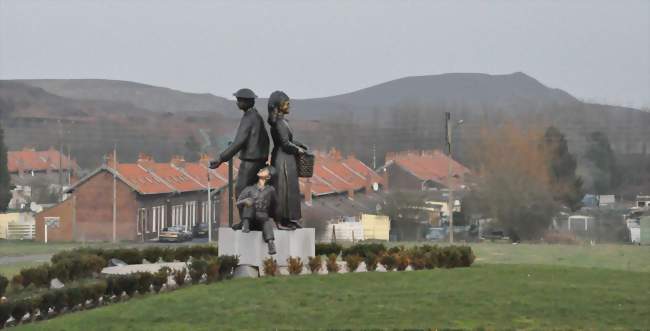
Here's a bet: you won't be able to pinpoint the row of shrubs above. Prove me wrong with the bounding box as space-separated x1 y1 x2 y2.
51 245 219 265
0 255 239 328
11 245 219 290
263 244 475 276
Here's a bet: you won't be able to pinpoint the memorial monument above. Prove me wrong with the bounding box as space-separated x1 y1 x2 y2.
217 89 315 277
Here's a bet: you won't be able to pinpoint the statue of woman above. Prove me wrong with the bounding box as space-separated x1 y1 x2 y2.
267 91 308 230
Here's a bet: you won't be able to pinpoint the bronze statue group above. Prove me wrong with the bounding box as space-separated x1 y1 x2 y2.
209 88 311 255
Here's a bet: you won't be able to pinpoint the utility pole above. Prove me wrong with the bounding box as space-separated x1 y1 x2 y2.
445 112 454 244
227 141 234 227
58 120 63 202
112 144 117 244
207 166 212 243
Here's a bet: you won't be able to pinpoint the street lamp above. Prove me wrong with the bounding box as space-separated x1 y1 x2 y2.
446 113 464 243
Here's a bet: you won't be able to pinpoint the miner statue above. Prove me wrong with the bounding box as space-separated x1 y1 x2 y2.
236 166 277 255
210 88 270 230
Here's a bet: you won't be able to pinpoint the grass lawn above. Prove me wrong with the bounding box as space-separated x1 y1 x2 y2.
14 264 650 330
469 243 650 272
0 260 48 277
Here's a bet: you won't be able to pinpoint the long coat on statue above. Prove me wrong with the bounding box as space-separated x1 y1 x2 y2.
270 116 304 221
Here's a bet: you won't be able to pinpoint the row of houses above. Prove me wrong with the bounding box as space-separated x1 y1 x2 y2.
36 150 404 241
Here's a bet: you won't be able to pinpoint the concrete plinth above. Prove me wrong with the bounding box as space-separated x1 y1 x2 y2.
218 227 315 267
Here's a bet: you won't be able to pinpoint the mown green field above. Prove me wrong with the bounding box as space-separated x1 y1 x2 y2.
14 264 650 330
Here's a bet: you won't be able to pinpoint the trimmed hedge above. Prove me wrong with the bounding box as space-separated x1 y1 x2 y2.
341 243 387 258
315 243 343 257
0 275 8 298
51 245 219 266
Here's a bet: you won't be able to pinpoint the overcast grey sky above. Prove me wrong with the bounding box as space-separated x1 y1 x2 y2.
1 0 648 107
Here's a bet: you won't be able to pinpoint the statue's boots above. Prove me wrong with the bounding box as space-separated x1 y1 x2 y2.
288 220 302 229
242 219 250 233
267 240 277 255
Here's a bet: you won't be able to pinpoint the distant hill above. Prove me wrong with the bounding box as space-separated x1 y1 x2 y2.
288 72 581 120
17 79 233 116
4 72 650 170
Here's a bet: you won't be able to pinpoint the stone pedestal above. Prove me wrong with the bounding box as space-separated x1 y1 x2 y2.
218 227 315 268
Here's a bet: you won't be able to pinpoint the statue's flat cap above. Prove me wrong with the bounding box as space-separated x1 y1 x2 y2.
233 88 257 99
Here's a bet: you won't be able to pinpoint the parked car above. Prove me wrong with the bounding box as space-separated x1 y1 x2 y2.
159 226 192 242
192 223 217 238
425 227 447 241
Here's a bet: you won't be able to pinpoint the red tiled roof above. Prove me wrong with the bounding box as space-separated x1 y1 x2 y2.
8 148 78 173
385 150 470 187
73 155 237 195
299 151 384 197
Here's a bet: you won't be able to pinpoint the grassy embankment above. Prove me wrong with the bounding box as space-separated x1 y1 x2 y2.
14 263 650 330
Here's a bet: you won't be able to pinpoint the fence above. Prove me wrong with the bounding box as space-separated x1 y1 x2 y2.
6 222 36 240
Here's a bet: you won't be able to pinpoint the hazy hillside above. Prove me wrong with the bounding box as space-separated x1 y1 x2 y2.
289 72 580 120
3 73 649 171
18 79 233 116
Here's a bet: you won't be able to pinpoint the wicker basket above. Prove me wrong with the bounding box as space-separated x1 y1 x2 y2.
297 153 315 178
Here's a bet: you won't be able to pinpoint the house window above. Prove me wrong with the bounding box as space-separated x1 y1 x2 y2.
185 201 196 228
172 205 183 227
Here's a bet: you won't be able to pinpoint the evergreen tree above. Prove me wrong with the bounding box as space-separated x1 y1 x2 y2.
585 131 621 194
543 126 584 211
0 124 11 211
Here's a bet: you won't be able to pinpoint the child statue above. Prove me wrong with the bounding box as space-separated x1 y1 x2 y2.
236 166 277 255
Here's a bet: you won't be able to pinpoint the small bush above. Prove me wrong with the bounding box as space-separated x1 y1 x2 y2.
110 248 143 265
325 254 339 274
0 301 13 327
387 246 403 255
173 269 188 287
364 253 379 271
287 257 304 275
458 246 475 267
52 289 67 313
28 295 41 320
396 252 410 271
11 298 29 323
439 246 462 268
20 264 50 288
0 275 8 298
11 274 23 289
136 272 154 294
315 243 342 256
78 254 107 276
189 259 208 284
206 259 220 283
307 256 322 274
109 276 123 297
152 269 168 293
217 255 239 280
49 260 71 282
407 248 427 270
80 283 95 307
39 291 55 319
161 248 176 262
65 286 83 310
262 258 278 276
342 243 387 258
344 255 363 272
189 245 219 260
142 246 164 263
173 246 192 262
119 275 139 297
92 281 107 304
380 254 397 271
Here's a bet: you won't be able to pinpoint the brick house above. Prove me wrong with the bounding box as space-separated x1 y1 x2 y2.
8 147 79 186
35 153 234 242
35 148 387 242
378 150 471 192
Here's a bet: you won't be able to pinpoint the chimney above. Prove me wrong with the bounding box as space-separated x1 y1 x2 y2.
199 153 211 167
171 155 186 169
137 153 154 168
105 152 118 169
365 171 373 193
382 168 389 191
304 179 313 206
